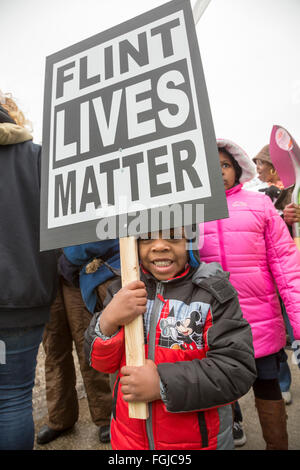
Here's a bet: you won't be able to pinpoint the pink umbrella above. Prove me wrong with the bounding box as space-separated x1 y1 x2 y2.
269 125 300 250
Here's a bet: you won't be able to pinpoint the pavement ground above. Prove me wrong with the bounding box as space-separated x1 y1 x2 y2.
33 348 300 451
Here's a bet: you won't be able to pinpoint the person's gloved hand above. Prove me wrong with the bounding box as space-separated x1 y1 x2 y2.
283 203 300 226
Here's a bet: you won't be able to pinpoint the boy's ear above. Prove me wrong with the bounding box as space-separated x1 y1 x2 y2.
169 227 185 239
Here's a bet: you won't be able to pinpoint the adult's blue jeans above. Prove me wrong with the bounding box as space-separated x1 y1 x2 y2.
0 324 44 450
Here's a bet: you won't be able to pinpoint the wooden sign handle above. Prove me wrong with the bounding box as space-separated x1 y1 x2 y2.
118 0 212 421
119 236 149 419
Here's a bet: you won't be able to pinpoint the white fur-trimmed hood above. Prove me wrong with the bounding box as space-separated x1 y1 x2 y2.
217 138 256 183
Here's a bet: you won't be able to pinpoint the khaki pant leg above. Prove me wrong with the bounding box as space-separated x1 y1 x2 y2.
62 280 112 426
43 279 79 430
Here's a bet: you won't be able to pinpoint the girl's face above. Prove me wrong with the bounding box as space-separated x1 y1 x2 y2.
255 159 277 183
219 151 236 190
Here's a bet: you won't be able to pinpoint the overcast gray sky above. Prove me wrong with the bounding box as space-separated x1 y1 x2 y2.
1 0 299 158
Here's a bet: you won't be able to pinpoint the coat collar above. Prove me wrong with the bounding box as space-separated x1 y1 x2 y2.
0 123 32 145
225 183 243 197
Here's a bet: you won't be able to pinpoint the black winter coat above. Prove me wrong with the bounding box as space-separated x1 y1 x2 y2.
0 123 58 327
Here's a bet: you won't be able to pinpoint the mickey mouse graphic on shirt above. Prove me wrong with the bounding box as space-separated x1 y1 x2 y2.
175 312 203 350
159 307 203 350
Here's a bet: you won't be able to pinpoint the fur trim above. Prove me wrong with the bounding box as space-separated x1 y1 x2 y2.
217 138 256 183
0 123 32 145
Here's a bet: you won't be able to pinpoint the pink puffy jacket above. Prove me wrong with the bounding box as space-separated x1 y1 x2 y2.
199 183 300 359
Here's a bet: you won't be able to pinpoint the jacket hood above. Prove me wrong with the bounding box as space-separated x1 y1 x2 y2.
0 104 16 124
0 123 32 146
62 240 120 313
192 261 229 285
217 138 256 183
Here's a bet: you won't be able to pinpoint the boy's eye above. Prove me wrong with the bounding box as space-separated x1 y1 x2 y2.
163 228 184 240
166 237 181 243
169 230 175 240
138 232 157 241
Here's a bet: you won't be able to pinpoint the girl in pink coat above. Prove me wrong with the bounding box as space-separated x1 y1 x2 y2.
199 139 300 450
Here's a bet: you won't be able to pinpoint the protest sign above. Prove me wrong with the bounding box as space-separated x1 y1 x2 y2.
270 125 300 249
40 0 227 251
40 0 226 419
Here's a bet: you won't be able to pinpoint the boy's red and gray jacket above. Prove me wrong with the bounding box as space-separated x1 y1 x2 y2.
84 262 256 450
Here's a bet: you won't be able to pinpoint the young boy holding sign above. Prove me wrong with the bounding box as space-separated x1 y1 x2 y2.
85 228 256 450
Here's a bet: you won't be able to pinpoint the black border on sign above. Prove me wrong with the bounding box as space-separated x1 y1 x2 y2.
40 0 228 251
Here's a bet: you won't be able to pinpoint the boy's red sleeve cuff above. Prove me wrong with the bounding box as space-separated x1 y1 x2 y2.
90 327 125 373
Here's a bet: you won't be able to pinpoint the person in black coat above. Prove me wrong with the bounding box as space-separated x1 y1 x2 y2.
0 91 58 450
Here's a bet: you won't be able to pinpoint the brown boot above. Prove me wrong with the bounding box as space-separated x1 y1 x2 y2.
255 397 288 450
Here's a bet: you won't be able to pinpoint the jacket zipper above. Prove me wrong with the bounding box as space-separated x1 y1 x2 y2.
146 281 165 450
217 219 227 271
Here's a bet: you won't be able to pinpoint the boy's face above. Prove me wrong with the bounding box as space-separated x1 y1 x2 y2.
138 230 188 281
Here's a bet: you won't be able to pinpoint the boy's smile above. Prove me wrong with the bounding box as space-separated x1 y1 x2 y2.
139 233 188 281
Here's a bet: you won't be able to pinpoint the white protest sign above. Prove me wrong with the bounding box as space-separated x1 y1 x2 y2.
40 0 227 250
